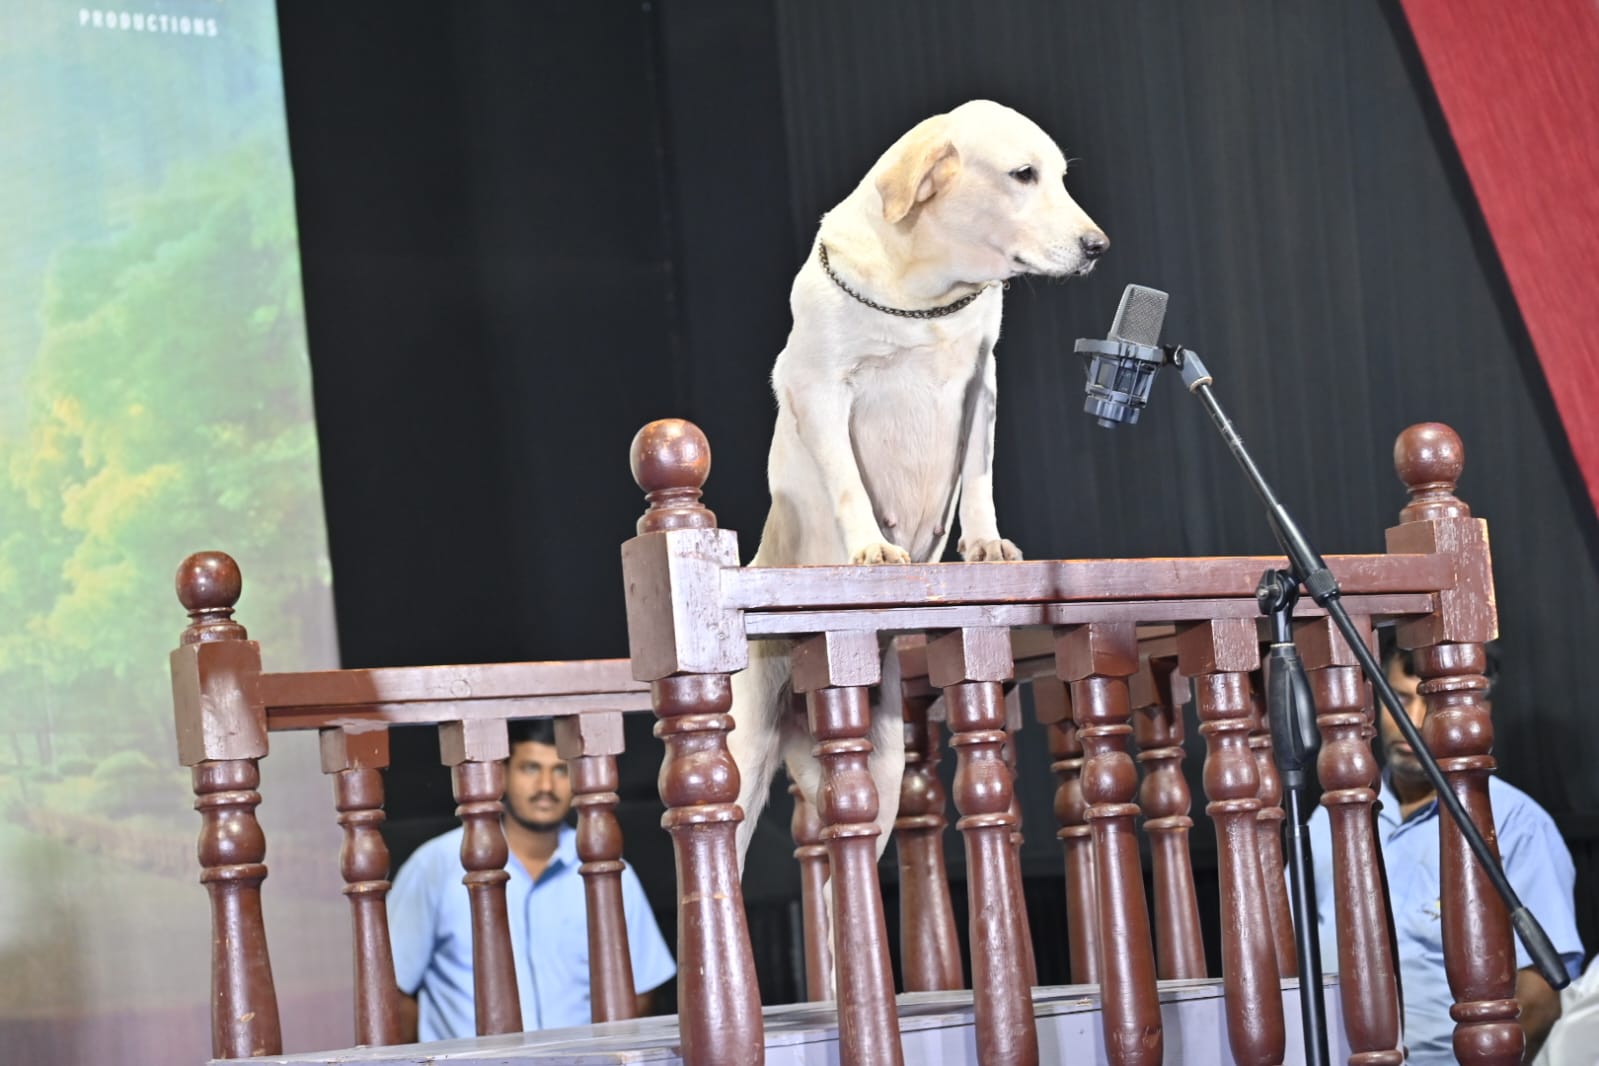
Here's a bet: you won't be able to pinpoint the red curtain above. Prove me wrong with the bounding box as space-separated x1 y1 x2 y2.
1401 0 1599 516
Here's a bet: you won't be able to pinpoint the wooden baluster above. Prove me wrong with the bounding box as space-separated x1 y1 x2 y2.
792 632 904 1066
1130 655 1206 980
439 720 521 1035
1001 687 1039 991
170 551 282 1059
1056 623 1162 1066
1387 423 1516 1066
928 627 1037 1066
893 639 962 993
1297 615 1403 1065
790 777 834 1001
623 419 763 1066
320 727 401 1047
556 711 637 1023
1179 618 1285 1066
1033 677 1099 984
1248 674 1298 977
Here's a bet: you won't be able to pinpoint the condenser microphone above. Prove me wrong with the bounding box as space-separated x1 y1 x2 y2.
1076 284 1171 427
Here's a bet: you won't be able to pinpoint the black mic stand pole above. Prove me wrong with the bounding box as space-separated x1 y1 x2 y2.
1256 567 1330 1066
1166 344 1571 1005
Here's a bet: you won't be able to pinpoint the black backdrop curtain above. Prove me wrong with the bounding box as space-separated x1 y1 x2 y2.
277 0 1598 995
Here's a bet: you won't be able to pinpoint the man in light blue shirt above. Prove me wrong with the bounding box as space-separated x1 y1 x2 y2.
388 719 676 1042
1308 641 1584 1065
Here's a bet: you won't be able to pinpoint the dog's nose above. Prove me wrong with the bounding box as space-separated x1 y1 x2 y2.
1080 232 1109 259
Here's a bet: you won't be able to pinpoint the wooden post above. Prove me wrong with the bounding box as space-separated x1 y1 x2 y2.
1002 686 1039 991
928 627 1037 1066
1297 614 1403 1065
1248 675 1298 977
170 551 282 1060
789 776 835 1001
1033 677 1099 985
556 711 637 1024
1130 655 1206 980
1387 423 1516 1066
1179 618 1285 1066
319 726 402 1047
792 631 904 1066
622 419 763 1066
1056 623 1162 1066
439 719 521 1035
892 639 962 993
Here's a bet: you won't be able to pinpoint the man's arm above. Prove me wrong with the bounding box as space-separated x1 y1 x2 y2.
1518 966 1562 1063
396 989 419 1044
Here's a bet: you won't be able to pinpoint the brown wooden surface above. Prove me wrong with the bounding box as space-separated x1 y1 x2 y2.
1180 620 1285 1066
1033 676 1100 984
627 420 763 1066
1298 615 1403 1065
320 728 402 1047
262 658 645 704
1129 656 1206 981
929 628 1038 1066
740 593 1440 639
790 780 835 1001
1247 679 1298 978
893 639 962 993
195 759 283 1059
1001 689 1038 992
1389 424 1516 1066
172 552 283 1060
725 553 1454 612
894 693 962 992
1057 624 1162 1066
793 632 904 1066
651 673 765 1066
556 712 637 1024
444 738 522 1036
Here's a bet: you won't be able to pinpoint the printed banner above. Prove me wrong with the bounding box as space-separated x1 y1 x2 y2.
0 2 349 1059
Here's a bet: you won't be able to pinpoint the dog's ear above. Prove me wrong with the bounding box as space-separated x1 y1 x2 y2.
875 118 961 224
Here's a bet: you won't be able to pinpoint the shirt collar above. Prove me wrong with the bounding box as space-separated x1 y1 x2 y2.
505 821 580 884
1376 768 1437 827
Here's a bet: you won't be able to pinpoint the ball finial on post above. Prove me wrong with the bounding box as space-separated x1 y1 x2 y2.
175 551 247 644
1394 422 1468 523
630 419 717 533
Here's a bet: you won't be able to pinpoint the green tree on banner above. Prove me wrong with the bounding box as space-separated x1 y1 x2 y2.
0 131 332 781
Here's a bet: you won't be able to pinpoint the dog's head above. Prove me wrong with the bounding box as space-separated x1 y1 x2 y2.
873 100 1108 283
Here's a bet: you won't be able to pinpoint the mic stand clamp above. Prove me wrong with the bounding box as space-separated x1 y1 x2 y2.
1256 568 1330 1066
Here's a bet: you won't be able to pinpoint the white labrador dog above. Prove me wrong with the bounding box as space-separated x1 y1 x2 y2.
732 99 1108 865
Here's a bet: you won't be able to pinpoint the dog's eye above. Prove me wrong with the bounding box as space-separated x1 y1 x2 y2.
1009 165 1037 184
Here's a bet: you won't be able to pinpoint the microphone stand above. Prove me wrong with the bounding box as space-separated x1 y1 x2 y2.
1256 567 1329 1066
1159 345 1570 1011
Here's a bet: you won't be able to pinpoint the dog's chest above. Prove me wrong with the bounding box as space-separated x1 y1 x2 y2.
846 334 990 561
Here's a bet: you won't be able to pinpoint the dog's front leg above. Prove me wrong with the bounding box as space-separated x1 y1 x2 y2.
783 381 909 565
955 346 1022 562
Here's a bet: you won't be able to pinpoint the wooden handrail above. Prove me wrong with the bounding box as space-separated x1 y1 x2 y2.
724 552 1454 612
171 551 660 1058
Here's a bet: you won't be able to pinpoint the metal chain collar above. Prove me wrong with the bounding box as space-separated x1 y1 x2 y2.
817 242 997 319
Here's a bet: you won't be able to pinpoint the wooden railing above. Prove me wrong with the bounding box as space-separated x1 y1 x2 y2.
619 417 1507 1066
169 417 1515 1066
168 551 654 1059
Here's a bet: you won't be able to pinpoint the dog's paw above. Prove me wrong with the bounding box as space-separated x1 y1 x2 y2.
851 541 912 565
959 537 1023 562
